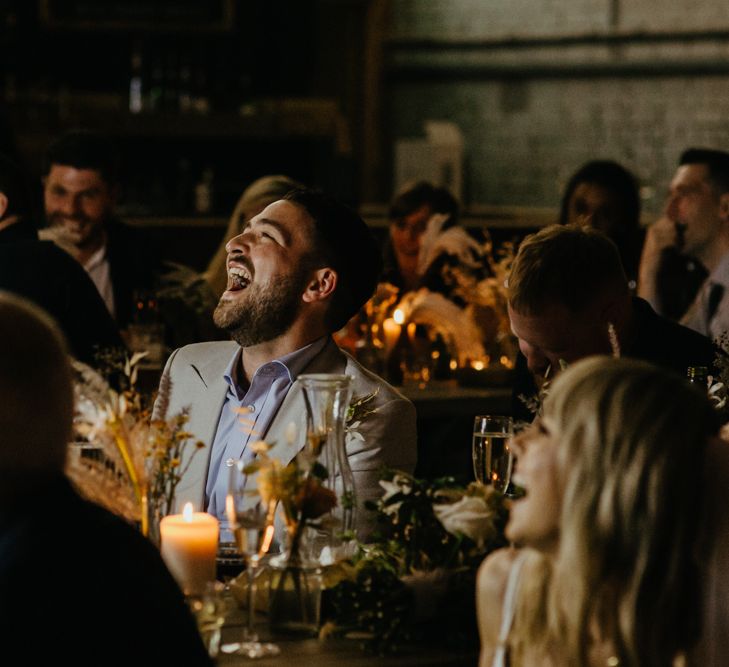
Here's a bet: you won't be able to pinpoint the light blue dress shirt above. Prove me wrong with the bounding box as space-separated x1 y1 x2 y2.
205 336 328 523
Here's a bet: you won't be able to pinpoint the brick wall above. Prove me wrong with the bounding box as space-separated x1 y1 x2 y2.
387 0 729 217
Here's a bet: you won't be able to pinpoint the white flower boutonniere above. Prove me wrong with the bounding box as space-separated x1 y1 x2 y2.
345 388 379 447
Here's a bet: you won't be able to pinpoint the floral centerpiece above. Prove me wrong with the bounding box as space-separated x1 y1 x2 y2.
67 352 204 542
345 213 518 385
321 470 508 654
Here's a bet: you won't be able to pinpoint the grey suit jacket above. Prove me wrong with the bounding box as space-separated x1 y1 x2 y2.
156 337 417 535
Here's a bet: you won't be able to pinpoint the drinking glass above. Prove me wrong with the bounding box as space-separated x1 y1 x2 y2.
472 415 514 492
221 461 280 658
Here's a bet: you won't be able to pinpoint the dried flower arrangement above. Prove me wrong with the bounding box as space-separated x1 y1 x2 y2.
67 352 204 539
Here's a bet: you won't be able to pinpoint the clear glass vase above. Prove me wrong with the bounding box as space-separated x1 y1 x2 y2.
267 536 323 638
298 373 357 563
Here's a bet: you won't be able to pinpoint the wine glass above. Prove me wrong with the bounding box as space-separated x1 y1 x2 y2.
472 415 514 493
221 461 280 658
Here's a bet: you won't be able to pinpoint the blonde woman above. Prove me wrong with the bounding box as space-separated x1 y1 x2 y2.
478 356 719 667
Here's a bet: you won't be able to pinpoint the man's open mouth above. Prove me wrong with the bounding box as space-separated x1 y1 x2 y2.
227 266 252 292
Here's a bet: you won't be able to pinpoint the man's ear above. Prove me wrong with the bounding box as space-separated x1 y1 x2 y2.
719 192 729 223
0 192 8 219
302 267 337 303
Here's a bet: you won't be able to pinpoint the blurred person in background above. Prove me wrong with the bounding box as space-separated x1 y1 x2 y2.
0 152 122 365
559 160 644 291
40 129 160 329
0 293 212 666
382 180 462 294
640 148 729 340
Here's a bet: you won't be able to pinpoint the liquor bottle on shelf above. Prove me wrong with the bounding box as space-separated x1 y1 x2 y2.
194 166 215 215
687 365 708 387
129 41 144 114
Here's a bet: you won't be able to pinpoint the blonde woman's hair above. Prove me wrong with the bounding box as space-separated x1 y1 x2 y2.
514 356 717 667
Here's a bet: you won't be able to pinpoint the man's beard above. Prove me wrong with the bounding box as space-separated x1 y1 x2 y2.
213 270 307 347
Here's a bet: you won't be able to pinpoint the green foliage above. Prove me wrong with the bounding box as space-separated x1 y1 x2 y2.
323 469 508 654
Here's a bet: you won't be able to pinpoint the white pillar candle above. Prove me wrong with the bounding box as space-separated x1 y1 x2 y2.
160 503 219 596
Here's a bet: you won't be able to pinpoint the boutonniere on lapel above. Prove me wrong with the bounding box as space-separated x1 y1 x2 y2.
344 388 380 447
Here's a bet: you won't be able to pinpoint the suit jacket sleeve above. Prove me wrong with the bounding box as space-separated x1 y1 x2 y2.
346 390 417 537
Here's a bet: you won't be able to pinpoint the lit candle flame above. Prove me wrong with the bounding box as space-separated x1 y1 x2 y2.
393 308 405 325
261 524 275 554
183 502 194 522
225 494 235 526
471 360 485 371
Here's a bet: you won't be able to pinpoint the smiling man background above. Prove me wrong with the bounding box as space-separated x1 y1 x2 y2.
40 129 160 327
157 188 417 538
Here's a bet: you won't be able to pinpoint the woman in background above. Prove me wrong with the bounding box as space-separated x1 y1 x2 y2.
478 356 719 667
560 160 644 291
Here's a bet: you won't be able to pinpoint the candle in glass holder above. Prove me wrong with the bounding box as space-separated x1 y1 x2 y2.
160 503 219 596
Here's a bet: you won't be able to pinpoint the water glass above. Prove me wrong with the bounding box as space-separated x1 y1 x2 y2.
472 415 514 492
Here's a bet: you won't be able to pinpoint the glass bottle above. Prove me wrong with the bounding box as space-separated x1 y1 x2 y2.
298 373 356 563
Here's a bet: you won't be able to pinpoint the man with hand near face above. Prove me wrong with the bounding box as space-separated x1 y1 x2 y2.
639 148 729 339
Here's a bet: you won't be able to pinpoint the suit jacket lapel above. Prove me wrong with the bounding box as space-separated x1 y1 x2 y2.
174 347 233 511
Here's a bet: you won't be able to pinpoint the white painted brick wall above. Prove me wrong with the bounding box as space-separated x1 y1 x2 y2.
388 1 729 215
390 77 729 214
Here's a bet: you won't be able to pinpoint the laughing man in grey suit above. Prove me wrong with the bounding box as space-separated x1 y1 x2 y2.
157 188 417 538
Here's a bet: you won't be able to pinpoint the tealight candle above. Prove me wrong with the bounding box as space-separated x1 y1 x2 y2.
160 503 219 596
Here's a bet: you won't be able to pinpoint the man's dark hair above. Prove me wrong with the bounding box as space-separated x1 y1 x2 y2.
680 148 729 194
0 153 34 222
388 180 460 227
559 160 640 230
43 129 119 186
283 188 382 331
509 223 628 315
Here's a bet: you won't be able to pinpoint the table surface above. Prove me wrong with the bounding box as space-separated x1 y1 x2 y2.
218 619 477 667
399 381 511 418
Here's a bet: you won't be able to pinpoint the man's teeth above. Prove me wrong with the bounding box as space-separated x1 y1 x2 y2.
228 267 251 289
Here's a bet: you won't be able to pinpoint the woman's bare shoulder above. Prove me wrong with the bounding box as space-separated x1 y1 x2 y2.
477 547 522 666
478 546 521 598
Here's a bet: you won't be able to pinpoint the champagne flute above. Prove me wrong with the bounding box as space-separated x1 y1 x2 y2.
472 415 514 493
221 461 280 658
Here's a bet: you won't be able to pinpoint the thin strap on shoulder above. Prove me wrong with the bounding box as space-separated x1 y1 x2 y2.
492 551 528 667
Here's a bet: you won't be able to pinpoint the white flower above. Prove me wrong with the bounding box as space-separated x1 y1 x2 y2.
378 474 413 515
433 495 493 549
345 420 365 448
709 381 727 410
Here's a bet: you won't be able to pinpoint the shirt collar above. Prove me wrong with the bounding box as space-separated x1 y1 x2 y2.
223 336 330 400
83 241 108 272
708 252 729 287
